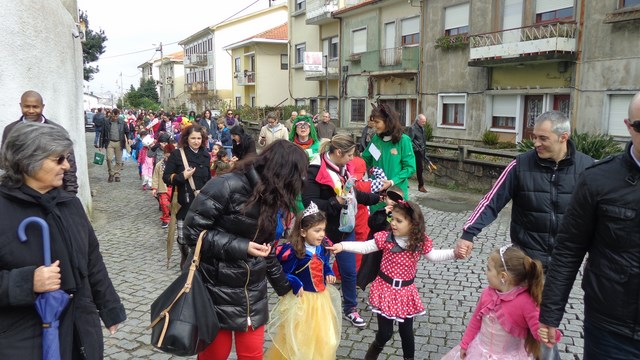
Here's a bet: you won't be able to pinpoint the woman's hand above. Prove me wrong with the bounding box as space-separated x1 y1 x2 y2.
108 323 120 335
325 275 336 284
247 242 272 257
183 166 196 180
325 243 343 254
33 260 61 293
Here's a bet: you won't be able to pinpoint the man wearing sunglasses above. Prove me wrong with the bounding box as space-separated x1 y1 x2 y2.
1 90 78 194
539 93 640 359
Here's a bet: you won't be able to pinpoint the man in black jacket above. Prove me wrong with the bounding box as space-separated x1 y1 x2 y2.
99 109 130 183
539 93 640 359
407 114 434 193
1 90 78 194
455 111 594 269
93 107 106 148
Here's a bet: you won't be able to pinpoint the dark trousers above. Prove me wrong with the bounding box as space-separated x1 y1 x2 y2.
375 314 414 358
584 321 640 360
413 150 424 187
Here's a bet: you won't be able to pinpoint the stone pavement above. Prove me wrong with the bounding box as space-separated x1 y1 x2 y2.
85 134 585 360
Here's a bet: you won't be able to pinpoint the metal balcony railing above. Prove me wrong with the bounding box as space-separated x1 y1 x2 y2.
380 47 402 66
184 53 209 67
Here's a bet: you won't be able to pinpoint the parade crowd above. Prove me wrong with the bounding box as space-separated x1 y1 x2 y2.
1 90 640 359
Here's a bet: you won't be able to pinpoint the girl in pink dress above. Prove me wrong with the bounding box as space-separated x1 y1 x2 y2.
441 246 562 360
328 200 458 360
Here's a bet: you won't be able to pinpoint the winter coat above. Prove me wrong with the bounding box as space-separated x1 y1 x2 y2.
0 186 126 360
258 124 289 148
540 142 640 340
461 140 594 269
232 134 257 161
162 147 211 216
183 166 291 331
99 117 130 149
2 117 79 194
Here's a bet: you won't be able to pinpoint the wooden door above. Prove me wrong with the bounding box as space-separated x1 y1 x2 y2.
553 95 570 117
523 95 543 140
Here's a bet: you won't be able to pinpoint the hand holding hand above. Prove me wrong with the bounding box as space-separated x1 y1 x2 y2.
33 260 61 293
454 239 473 259
152 189 157 197
325 275 336 284
247 242 272 257
538 324 557 347
325 243 343 254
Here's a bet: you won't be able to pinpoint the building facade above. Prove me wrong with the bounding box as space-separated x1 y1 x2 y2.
138 51 186 109
225 23 290 108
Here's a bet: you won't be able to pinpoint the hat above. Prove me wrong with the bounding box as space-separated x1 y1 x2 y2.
158 133 171 143
229 126 244 136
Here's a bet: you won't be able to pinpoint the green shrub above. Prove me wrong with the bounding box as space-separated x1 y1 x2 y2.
496 141 516 149
517 139 534 152
571 131 622 160
516 132 622 159
424 122 434 141
482 131 500 146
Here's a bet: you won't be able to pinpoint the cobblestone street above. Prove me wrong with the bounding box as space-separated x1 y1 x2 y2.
85 134 585 360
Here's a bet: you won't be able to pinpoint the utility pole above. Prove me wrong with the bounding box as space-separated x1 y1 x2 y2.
324 54 329 116
119 72 124 109
158 42 164 107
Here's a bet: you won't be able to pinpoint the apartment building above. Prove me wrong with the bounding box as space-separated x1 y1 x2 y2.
138 51 186 109
224 23 290 108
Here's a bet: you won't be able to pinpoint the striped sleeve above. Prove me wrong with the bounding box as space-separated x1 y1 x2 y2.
461 159 517 241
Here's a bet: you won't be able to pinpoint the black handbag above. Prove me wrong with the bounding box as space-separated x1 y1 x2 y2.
148 230 219 356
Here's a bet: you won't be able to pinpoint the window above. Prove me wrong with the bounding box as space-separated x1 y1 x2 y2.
384 22 396 49
351 99 366 122
608 94 634 137
444 3 470 36
295 0 305 12
491 95 518 130
235 96 242 109
438 94 466 127
322 36 339 59
251 96 256 107
352 28 367 54
401 17 420 46
295 43 306 65
535 0 573 22
295 99 306 108
234 57 241 73
620 0 640 8
380 99 407 124
280 54 288 70
310 99 318 115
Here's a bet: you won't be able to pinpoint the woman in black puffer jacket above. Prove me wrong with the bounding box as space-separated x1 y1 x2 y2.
184 140 308 360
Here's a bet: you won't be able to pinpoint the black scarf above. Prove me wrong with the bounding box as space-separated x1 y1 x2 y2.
21 185 83 293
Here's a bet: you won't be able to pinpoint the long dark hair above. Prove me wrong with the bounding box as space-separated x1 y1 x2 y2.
371 103 404 143
289 211 327 258
392 200 425 252
235 140 309 243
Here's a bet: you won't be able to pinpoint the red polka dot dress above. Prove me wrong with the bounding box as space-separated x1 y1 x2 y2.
368 231 433 321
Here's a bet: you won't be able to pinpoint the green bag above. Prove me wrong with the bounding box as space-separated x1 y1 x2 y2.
93 152 105 165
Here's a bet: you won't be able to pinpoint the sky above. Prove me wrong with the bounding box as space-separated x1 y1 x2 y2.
78 0 285 97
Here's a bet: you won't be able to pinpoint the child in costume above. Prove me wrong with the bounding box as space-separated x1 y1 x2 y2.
265 202 342 360
441 246 562 360
328 200 459 360
151 144 174 228
140 132 155 190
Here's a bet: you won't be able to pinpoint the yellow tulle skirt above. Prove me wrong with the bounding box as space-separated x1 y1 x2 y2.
265 285 342 360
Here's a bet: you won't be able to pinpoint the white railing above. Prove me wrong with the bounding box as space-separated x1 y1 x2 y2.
380 47 402 66
306 0 338 19
184 53 208 66
469 22 577 61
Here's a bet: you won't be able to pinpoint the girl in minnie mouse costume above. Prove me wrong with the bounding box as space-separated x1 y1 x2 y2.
328 199 463 360
265 202 341 360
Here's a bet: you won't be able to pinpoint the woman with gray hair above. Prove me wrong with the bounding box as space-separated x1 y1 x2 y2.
0 122 126 360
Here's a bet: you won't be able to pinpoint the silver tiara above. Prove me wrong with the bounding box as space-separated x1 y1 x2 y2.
302 201 320 219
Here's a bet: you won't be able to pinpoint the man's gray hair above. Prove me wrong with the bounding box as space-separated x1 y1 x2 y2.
534 110 571 136
0 122 73 187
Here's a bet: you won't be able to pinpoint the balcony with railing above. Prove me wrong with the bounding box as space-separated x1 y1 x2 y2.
184 81 212 93
236 71 256 86
356 46 419 75
305 58 340 81
306 0 340 25
468 22 577 67
184 53 210 67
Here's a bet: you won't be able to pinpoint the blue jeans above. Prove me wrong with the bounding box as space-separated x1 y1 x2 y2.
584 321 640 360
94 128 102 146
335 231 357 314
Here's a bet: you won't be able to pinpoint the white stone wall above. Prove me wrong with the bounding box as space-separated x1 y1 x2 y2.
0 1 90 210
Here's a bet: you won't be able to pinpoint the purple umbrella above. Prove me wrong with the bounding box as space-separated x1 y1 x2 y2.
18 216 71 360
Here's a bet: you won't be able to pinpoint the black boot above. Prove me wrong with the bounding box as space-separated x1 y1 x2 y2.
364 340 384 360
403 358 414 360
179 243 189 270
